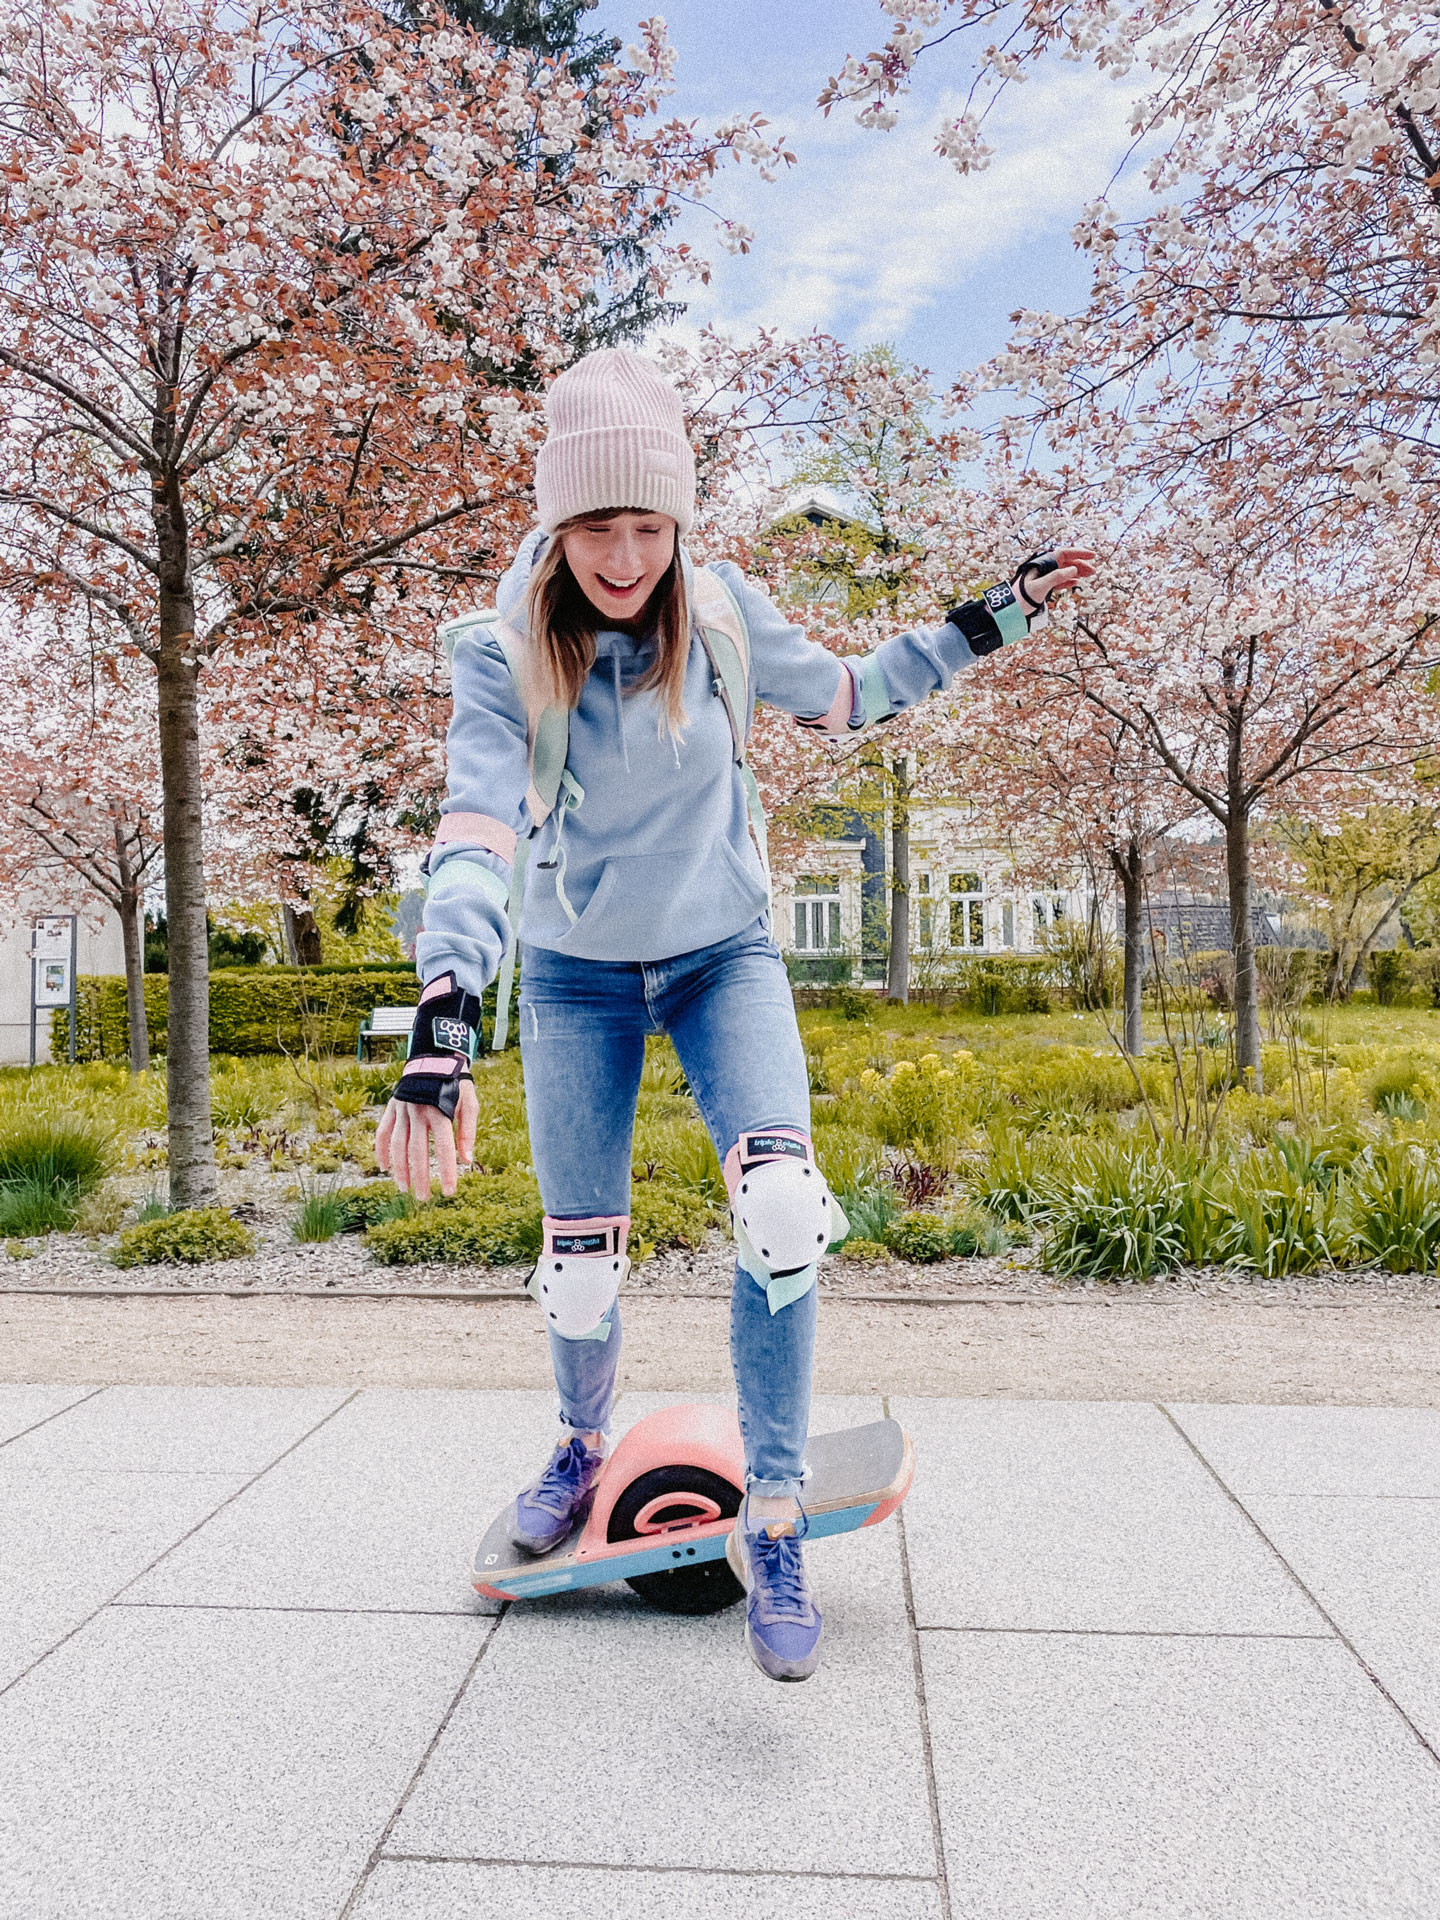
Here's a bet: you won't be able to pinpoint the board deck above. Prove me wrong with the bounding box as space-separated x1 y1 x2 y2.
472 1416 913 1603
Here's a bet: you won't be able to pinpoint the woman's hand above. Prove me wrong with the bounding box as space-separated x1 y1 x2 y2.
1015 545 1097 613
375 1079 480 1203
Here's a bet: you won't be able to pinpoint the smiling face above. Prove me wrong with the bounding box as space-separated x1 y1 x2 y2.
560 510 678 628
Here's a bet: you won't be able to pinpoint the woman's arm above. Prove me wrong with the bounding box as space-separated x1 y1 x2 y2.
378 629 533 1203
712 549 1094 734
412 630 534 999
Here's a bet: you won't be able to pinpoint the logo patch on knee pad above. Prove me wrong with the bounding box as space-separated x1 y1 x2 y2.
740 1132 809 1167
551 1230 611 1256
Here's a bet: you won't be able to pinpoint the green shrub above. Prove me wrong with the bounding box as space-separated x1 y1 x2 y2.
974 1132 1044 1222
112 1208 256 1267
813 1126 883 1196
887 1212 953 1262
0 1117 110 1194
332 1182 414 1232
627 1178 716 1256
1211 1144 1336 1275
0 1117 111 1236
365 1169 543 1267
0 1177 79 1236
1038 1143 1192 1279
1368 1057 1424 1113
946 1208 1010 1258
633 1122 724 1203
1339 1144 1440 1273
838 1181 902 1246
1368 950 1407 1007
885 1204 1011 1262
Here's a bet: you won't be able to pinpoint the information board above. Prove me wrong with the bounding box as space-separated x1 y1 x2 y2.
30 914 78 1065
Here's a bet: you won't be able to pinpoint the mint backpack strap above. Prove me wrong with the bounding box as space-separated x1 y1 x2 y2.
691 565 772 915
488 619 575 1050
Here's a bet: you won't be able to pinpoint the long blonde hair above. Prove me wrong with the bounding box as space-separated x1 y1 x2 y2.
524 517 691 734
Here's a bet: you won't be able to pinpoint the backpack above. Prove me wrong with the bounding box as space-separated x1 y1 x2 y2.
437 564 769 1050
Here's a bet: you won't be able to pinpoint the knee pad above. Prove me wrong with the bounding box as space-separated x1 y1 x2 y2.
726 1130 834 1279
529 1216 629 1340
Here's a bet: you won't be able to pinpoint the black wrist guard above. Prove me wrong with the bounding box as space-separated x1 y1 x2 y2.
394 973 481 1121
946 550 1060 657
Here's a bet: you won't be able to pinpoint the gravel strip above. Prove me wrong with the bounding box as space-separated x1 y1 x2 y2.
6 1210 1439 1307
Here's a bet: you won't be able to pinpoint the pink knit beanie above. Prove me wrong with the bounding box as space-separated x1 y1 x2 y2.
534 348 696 535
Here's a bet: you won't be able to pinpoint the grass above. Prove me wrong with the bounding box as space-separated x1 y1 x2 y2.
0 1116 111 1237
9 999 1440 1278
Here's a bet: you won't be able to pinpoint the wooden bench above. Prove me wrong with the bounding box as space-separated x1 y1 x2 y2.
356 1005 417 1060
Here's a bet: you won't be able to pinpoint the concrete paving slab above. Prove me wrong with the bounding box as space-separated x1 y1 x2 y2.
1244 1496 1440 1752
0 1383 350 1474
0 1384 98 1447
125 1389 560 1614
353 1861 943 1919
612 1392 885 1447
0 1604 480 1920
1170 1403 1440 1497
391 1523 934 1877
891 1398 1322 1633
923 1631 1440 1917
0 1464 248 1691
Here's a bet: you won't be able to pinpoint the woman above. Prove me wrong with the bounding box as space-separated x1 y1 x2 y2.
377 347 1093 1682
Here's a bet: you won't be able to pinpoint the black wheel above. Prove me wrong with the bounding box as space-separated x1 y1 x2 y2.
607 1464 745 1615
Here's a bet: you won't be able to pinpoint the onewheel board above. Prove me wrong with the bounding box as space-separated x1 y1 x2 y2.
472 1411 913 1606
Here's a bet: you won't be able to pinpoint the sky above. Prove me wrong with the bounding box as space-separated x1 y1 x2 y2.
590 0 1151 388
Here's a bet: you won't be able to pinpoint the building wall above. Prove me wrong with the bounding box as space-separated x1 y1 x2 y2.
774 804 1096 973
0 902 126 1065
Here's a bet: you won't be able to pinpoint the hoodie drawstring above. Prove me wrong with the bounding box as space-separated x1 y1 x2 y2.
611 652 631 773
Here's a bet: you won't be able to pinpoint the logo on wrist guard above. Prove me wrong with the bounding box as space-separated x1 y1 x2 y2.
983 583 1017 614
433 1016 473 1054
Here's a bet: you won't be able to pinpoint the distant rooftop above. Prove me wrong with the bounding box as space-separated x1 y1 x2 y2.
774 487 871 532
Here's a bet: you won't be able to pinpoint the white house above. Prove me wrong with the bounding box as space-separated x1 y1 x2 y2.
774 803 1089 982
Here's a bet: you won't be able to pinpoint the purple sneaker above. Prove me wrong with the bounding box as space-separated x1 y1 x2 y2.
510 1435 606 1555
726 1504 823 1682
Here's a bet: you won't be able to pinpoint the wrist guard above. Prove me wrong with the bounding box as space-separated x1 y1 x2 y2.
947 550 1060 657
394 973 481 1121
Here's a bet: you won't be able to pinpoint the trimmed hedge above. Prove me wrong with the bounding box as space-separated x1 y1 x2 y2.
61 968 423 1061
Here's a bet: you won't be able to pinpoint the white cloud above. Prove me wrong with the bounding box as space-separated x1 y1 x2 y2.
668 59 1150 358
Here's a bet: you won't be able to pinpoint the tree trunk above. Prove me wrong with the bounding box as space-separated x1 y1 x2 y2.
1225 805 1263 1087
114 823 149 1073
156 598 215 1206
1111 838 1145 1056
282 901 323 967
885 752 910 1004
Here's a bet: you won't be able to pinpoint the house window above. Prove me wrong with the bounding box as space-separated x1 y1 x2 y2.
949 871 985 950
793 877 842 950
1033 892 1065 934
1002 901 1015 948
916 873 933 949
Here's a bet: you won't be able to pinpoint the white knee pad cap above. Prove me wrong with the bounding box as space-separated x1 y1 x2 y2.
733 1157 833 1277
532 1251 627 1339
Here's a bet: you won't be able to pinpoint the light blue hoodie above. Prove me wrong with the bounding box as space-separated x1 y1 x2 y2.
414 532 1000 997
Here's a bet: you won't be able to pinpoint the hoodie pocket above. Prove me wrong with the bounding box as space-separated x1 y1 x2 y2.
551 836 768 962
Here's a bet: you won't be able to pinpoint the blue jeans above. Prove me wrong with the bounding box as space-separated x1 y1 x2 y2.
518 919 815 1499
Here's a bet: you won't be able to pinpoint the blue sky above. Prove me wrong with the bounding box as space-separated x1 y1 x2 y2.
591 0 1149 387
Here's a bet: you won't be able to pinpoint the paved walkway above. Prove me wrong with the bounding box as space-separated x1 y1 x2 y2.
2 1386 1438 1917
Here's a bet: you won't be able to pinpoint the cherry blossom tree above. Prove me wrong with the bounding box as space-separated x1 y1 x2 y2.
959 660 1190 1052
0 0 782 1202
681 336 991 1000
947 480 1440 1082
822 3 1440 1070
0 630 161 1068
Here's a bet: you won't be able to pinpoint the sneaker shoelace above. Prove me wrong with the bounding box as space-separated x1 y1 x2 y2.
751 1530 816 1623
529 1438 592 1517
